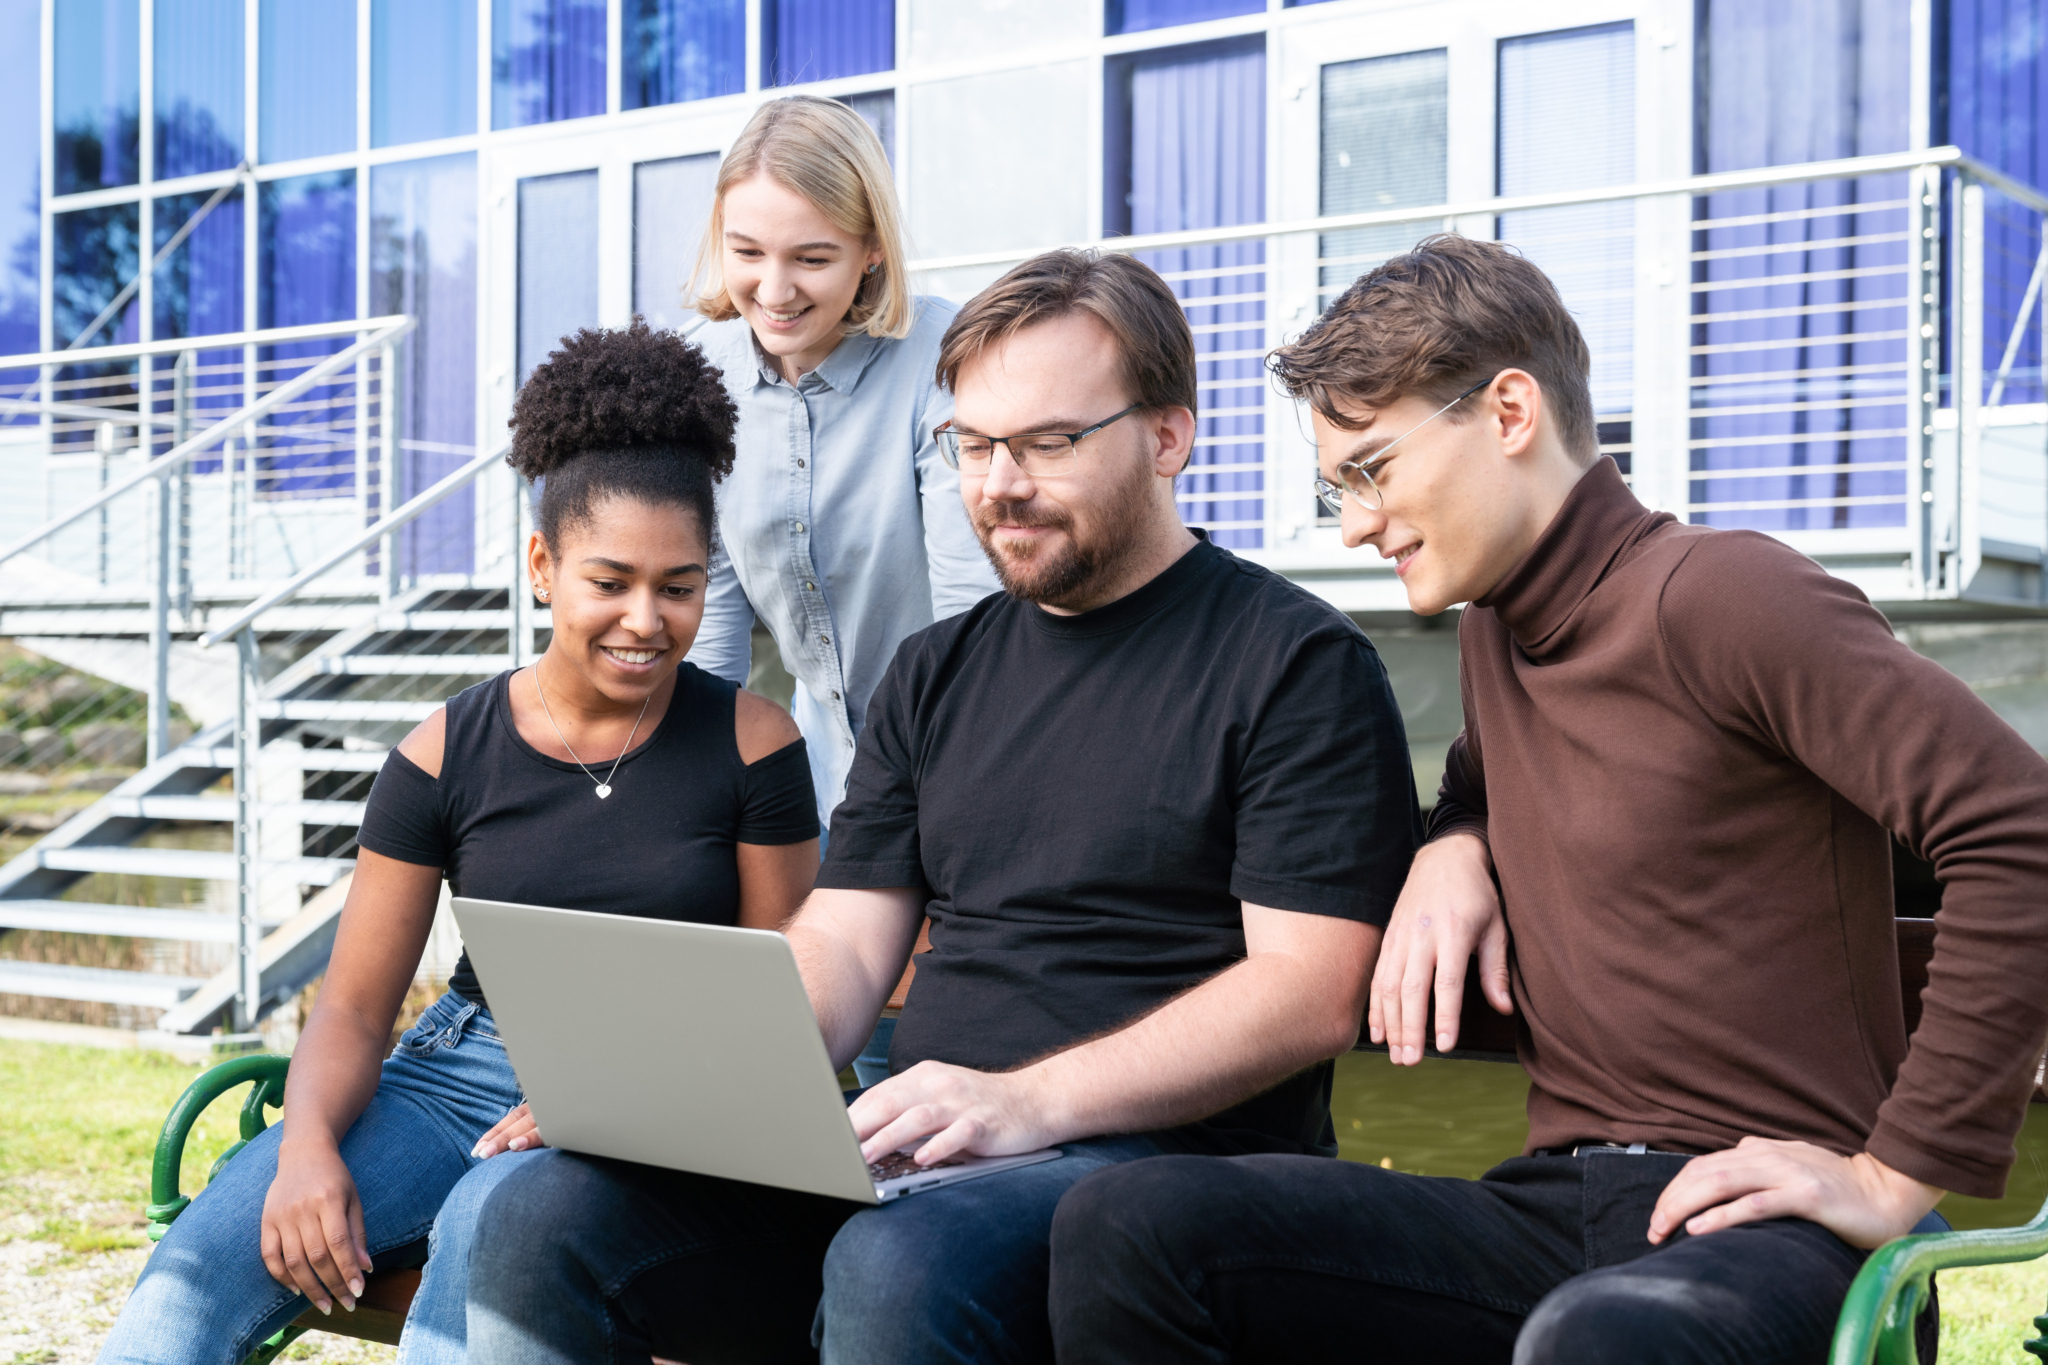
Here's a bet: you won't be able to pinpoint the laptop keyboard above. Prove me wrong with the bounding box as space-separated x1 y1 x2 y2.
868 1150 965 1183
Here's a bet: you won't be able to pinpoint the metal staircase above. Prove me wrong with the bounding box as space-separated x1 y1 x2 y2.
0 315 531 1040
0 582 519 1035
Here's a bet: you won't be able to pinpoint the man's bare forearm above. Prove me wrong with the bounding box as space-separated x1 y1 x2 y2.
1019 913 1379 1145
786 886 925 1069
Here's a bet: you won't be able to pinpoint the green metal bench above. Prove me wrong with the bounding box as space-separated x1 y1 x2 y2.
145 919 2048 1364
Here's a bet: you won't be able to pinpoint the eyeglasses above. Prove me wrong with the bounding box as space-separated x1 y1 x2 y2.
1313 375 1495 516
934 405 1143 474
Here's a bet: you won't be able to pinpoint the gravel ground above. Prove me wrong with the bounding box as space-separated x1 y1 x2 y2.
0 1174 395 1364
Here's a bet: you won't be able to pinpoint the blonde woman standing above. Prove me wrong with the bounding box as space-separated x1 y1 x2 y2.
687 96 998 848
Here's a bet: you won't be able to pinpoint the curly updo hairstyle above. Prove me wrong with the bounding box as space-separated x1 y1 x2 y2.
507 320 738 549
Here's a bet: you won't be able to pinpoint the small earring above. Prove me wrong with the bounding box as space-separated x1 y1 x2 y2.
534 586 549 601
866 263 880 275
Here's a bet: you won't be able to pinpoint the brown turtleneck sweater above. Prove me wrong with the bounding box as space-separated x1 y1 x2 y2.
1428 458 2048 1198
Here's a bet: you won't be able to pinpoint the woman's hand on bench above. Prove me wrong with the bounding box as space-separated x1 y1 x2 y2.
473 1103 549 1159
1368 833 1512 1065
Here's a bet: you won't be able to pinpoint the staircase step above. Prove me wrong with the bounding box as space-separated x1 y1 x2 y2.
0 961 206 1008
377 609 525 631
0 900 290 941
95 795 367 825
258 700 441 723
198 747 387 772
314 655 511 675
38 847 355 885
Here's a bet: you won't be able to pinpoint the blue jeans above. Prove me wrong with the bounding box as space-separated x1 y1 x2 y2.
466 1132 1171 1364
97 992 531 1365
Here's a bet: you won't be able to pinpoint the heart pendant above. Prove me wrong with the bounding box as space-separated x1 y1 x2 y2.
594 784 612 799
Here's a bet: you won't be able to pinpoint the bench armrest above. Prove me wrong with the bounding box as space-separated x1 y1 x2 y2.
1828 1195 2048 1365
145 1054 291 1241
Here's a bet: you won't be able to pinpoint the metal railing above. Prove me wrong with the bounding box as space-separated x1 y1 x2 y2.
909 145 2048 612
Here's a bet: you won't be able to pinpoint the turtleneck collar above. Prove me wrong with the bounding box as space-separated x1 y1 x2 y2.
1473 458 1672 656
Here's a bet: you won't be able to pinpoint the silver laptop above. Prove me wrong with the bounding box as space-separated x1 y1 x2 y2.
449 897 1061 1204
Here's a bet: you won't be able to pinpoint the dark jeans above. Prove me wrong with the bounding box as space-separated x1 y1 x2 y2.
466 1134 1168 1365
1048 1150 1943 1365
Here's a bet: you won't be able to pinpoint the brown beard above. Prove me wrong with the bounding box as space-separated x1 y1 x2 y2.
971 459 1158 608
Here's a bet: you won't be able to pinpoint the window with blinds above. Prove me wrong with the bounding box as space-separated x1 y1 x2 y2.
1497 23 1636 463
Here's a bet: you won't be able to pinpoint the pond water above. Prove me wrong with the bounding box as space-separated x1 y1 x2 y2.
1331 1051 2048 1232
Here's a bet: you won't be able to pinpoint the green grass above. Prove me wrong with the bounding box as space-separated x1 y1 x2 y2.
0 1038 248 1230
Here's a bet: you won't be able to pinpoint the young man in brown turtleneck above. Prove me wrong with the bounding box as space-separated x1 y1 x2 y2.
1044 234 2048 1364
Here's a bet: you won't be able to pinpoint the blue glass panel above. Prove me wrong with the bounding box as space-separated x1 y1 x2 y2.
1945 0 2047 406
624 0 745 109
518 170 599 383
1108 37 1264 549
54 0 141 193
257 173 356 496
261 173 356 329
373 0 479 147
1106 0 1259 37
0 0 41 392
764 0 893 87
1693 0 1910 530
155 0 244 178
261 0 356 163
153 187 243 339
54 203 141 349
634 154 718 331
371 154 477 572
494 0 607 128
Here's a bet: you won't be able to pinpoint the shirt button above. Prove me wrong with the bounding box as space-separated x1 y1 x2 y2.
794 521 806 533
830 690 841 700
804 580 816 591
796 458 806 468
818 633 830 646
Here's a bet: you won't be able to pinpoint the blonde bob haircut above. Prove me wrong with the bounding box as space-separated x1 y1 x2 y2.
691 96 914 340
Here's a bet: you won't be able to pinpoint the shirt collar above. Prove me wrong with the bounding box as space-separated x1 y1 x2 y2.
1474 458 1671 654
748 327 887 395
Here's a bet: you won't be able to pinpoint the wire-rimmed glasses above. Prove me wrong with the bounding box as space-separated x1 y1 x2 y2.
1313 376 1496 516
934 404 1143 474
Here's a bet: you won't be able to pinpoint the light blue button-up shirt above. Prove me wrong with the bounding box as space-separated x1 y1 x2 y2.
685 298 1000 825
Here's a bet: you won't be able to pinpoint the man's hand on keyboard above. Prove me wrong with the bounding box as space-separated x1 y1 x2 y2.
849 1062 1053 1168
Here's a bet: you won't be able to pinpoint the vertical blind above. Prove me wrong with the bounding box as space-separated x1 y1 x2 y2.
493 0 608 130
154 0 243 178
259 0 356 164
1498 23 1635 426
764 0 894 87
634 154 721 332
373 153 480 574
624 0 746 110
1111 37 1266 549
1693 0 1910 530
1318 48 1448 298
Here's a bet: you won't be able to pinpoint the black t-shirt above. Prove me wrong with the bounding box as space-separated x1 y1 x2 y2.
817 537 1421 1156
357 664 818 1007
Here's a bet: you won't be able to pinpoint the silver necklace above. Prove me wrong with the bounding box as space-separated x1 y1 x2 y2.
532 661 652 800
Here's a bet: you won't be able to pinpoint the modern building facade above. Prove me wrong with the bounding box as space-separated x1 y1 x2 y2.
0 0 2044 1031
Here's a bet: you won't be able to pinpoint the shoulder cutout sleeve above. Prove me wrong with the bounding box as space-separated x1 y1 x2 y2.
356 748 451 869
737 739 819 845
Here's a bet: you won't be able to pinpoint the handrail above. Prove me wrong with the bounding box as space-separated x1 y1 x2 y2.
0 314 412 370
0 396 180 428
906 145 2025 274
0 317 414 572
198 443 508 647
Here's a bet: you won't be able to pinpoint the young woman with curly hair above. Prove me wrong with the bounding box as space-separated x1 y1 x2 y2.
97 324 822 1365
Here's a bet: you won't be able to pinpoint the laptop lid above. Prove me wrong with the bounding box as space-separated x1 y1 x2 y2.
449 898 879 1204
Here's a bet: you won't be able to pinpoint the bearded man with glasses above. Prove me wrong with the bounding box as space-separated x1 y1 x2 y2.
465 248 1421 1363
1044 233 2048 1365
